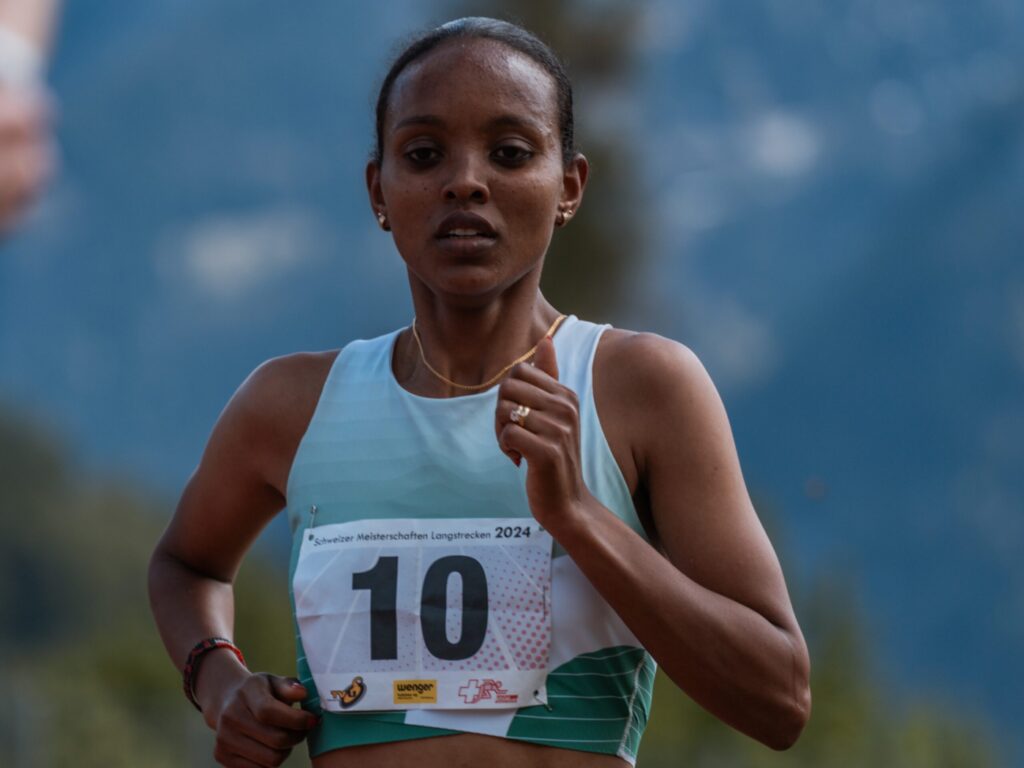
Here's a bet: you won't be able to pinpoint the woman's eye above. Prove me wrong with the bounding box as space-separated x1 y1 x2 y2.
405 147 441 165
492 145 533 165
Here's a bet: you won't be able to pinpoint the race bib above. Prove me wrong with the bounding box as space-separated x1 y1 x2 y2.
293 518 552 712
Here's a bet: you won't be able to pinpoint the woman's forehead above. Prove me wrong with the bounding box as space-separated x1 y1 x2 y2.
385 39 558 132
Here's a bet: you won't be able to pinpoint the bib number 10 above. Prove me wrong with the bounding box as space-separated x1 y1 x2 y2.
352 555 488 661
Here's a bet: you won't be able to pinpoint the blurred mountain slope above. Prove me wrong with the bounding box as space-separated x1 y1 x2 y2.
633 1 1023 751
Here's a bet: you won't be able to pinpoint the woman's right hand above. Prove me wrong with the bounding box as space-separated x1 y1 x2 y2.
199 659 318 768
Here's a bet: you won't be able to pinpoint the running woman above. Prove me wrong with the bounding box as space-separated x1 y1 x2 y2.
149 17 811 768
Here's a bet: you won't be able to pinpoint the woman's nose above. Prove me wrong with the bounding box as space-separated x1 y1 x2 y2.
442 154 489 204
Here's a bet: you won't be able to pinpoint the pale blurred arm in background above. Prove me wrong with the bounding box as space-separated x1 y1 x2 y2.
0 0 60 235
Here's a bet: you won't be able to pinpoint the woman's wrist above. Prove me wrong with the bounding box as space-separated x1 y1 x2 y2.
540 490 604 542
192 647 251 726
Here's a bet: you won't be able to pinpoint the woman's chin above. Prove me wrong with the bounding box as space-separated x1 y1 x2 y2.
405 255 541 307
422 275 519 308
434 235 499 256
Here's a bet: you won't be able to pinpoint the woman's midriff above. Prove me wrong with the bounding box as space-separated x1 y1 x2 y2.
312 732 629 768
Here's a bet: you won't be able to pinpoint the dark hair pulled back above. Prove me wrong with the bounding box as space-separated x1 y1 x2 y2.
373 17 576 167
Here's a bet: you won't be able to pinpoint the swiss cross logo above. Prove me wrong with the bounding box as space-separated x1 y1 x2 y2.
458 678 519 705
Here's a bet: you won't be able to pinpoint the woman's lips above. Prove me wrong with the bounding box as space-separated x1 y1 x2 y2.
435 232 497 254
434 211 498 239
434 212 498 255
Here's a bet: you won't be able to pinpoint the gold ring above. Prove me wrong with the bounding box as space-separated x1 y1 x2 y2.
510 403 531 426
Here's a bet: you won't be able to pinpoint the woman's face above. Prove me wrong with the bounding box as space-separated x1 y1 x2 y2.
367 38 587 306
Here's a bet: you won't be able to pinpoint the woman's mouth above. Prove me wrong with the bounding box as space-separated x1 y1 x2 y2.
443 228 493 238
435 213 498 253
436 231 497 254
435 211 498 238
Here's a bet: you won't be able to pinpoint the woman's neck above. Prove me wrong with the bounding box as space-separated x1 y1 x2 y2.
394 290 561 398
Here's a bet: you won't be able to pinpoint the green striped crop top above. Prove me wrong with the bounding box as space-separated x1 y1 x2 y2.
286 316 656 765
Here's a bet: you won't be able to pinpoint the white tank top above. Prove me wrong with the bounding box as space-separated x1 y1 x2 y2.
286 315 656 765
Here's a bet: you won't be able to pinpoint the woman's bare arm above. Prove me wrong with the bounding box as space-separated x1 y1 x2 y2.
496 334 811 750
148 351 335 766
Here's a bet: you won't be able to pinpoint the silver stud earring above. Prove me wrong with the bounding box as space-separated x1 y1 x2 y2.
376 210 389 231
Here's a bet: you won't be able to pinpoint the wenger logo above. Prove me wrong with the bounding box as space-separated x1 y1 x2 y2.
393 679 438 704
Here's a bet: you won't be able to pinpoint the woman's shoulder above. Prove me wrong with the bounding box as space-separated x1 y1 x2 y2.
595 327 710 402
239 349 341 413
235 349 342 437
210 349 342 495
593 328 724 483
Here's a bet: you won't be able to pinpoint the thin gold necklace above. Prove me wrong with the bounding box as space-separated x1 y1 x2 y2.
410 314 566 392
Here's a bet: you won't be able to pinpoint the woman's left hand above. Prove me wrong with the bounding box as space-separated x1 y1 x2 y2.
495 337 593 530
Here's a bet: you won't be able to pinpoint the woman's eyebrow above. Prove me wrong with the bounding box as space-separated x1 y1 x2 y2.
391 114 544 133
486 114 544 132
392 114 445 132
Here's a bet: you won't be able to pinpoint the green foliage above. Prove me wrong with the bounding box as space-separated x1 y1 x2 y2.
0 406 307 767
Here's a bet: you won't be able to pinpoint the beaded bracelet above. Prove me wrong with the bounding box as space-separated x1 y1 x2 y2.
182 637 247 712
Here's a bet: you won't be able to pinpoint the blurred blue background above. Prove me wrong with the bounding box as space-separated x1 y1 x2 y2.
1 1 1021 765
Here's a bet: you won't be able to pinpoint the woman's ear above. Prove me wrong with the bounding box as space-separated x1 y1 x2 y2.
366 159 386 217
559 152 589 215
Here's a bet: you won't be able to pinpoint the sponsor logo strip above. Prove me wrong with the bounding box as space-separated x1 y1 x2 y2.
458 678 519 705
393 679 438 704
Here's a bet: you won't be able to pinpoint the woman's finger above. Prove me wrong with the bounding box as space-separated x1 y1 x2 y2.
498 420 554 464
234 733 290 766
507 358 560 390
493 393 552 442
496 400 553 437
502 364 578 420
497 369 575 415
498 382 578 427
494 386 554 466
267 676 307 704
496 379 560 418
495 371 579 469
237 719 308 751
258 676 317 731
215 730 289 767
238 680 316 737
213 749 264 768
533 336 559 380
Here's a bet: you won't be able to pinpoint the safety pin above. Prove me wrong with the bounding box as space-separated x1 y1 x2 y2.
306 504 319 541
